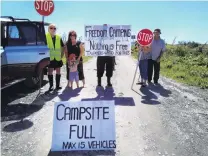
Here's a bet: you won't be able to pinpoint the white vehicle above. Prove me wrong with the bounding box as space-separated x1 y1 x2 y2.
1 16 51 89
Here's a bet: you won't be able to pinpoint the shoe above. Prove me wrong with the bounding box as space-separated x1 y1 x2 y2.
142 80 147 87
142 84 147 87
49 86 54 91
48 75 54 91
82 79 85 87
137 79 144 85
107 77 112 87
148 81 153 84
107 83 112 87
136 82 143 85
55 74 62 90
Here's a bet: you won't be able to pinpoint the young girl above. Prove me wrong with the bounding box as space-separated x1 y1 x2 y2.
68 54 79 89
137 45 151 87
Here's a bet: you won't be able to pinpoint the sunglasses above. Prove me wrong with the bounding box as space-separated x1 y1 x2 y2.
50 27 56 30
70 34 76 36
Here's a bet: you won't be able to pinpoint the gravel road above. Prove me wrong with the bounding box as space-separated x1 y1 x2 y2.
1 56 208 156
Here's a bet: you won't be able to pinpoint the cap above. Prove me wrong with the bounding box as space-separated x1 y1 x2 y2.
154 29 161 34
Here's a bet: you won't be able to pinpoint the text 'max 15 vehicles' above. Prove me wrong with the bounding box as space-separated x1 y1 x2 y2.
1 16 51 90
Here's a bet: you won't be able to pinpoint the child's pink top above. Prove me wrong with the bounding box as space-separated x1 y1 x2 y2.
69 60 79 72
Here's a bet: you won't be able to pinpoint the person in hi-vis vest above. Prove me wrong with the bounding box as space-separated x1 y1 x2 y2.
46 24 64 91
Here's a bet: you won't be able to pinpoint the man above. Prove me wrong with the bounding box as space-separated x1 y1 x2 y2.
97 56 114 87
148 29 166 84
46 24 64 91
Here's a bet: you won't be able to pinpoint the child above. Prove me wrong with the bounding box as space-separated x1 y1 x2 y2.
68 54 79 89
137 45 151 87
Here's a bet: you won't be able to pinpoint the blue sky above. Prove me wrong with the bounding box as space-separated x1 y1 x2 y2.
1 1 208 44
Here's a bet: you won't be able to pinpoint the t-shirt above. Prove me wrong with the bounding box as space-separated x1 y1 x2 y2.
68 60 79 72
66 41 83 61
150 39 166 60
138 49 150 60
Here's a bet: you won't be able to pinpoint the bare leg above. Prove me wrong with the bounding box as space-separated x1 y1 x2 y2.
71 81 73 89
48 68 53 75
55 68 61 75
82 79 85 87
68 81 71 87
76 81 79 88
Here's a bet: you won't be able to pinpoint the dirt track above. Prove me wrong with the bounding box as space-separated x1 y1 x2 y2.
1 56 208 156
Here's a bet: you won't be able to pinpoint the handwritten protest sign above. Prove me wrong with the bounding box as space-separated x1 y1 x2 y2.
84 25 131 56
51 100 116 151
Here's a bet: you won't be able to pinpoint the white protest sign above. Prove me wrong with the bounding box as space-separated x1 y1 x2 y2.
51 100 116 151
84 24 131 56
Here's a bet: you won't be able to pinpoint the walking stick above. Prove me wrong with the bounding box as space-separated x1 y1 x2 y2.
131 64 139 90
131 45 141 90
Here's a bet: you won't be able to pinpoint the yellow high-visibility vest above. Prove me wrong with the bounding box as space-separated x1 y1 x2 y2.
46 33 61 61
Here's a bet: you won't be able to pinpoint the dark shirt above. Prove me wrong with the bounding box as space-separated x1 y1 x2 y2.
67 41 82 61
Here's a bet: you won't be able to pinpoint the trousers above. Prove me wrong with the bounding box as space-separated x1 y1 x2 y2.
139 60 148 80
148 59 160 82
66 62 85 80
97 56 114 78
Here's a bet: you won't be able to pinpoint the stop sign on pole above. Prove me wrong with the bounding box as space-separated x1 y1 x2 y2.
137 29 153 46
35 0 54 16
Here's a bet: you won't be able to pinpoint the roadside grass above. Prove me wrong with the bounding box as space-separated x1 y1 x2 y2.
83 56 93 63
131 44 208 89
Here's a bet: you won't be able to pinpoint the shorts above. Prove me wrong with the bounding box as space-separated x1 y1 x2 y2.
48 59 63 69
69 71 79 81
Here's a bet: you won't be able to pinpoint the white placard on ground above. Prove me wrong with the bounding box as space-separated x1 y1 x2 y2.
51 100 116 151
84 25 131 56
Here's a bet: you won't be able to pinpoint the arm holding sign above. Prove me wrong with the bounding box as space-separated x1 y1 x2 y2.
78 42 84 62
64 45 68 60
143 45 152 53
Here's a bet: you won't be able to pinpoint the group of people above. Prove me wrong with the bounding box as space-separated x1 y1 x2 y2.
45 24 165 91
136 28 166 87
45 24 116 91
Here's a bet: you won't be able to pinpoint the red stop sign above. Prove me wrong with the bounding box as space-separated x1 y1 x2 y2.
137 29 153 46
35 0 54 16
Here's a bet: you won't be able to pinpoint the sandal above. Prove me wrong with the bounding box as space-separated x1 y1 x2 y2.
136 82 143 85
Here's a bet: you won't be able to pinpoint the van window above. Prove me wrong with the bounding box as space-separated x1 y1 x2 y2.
7 22 46 46
8 25 20 39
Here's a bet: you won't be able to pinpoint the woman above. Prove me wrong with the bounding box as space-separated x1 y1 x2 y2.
65 30 85 87
136 44 151 87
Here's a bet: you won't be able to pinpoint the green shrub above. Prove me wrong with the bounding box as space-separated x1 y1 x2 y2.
160 44 208 89
175 46 187 57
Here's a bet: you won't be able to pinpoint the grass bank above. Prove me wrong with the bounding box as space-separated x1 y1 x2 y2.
131 44 208 89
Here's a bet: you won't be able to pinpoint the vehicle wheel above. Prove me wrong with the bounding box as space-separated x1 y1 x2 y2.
24 72 44 89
